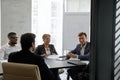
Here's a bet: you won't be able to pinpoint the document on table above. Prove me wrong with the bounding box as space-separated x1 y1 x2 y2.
69 58 80 61
46 55 59 60
80 61 89 65
67 58 89 65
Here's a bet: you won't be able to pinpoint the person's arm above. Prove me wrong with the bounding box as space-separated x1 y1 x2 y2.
35 45 47 56
8 52 16 62
66 44 80 59
40 53 49 57
0 47 5 60
78 53 89 60
50 44 58 55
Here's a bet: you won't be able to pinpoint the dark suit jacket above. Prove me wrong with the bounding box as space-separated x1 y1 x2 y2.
35 44 58 56
70 42 90 60
8 50 55 80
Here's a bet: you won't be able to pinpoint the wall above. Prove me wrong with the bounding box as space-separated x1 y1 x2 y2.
63 12 90 51
1 0 31 46
0 0 1 47
90 0 115 80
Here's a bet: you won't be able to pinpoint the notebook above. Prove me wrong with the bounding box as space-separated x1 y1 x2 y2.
67 60 87 65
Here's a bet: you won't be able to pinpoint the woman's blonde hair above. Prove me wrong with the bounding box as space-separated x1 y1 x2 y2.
42 34 50 40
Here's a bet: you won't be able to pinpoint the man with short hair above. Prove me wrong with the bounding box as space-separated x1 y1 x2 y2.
8 33 55 80
66 32 90 60
0 32 21 59
66 32 90 80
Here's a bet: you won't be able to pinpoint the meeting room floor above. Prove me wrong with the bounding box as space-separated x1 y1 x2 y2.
0 69 72 80
59 68 72 80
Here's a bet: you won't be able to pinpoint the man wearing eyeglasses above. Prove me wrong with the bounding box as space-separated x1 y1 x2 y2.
0 32 21 60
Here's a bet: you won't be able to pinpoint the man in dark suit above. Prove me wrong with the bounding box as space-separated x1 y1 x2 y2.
8 33 55 80
66 32 90 80
66 32 90 60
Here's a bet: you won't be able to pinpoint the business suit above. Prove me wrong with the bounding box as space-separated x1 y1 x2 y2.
67 42 90 80
77 63 89 80
8 50 55 80
70 42 90 60
35 44 58 55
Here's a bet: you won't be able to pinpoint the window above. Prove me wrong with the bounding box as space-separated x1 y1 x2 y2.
32 0 90 55
64 0 90 12
32 0 63 55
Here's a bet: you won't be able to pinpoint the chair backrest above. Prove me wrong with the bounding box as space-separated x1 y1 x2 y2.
2 62 41 80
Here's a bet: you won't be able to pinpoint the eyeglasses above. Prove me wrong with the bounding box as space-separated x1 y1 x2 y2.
10 37 18 39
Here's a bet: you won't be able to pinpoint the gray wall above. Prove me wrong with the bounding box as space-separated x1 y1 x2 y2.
1 0 31 46
0 0 1 47
63 12 90 50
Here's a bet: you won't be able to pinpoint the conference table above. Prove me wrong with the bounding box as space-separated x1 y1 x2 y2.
0 55 89 76
45 57 89 69
45 55 89 80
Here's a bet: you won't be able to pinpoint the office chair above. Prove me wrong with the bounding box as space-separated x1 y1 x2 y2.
2 62 41 80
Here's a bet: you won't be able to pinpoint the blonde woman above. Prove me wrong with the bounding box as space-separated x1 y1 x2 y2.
35 34 61 80
35 34 57 57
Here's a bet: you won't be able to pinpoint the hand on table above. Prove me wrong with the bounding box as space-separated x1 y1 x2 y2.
41 53 49 57
66 53 77 58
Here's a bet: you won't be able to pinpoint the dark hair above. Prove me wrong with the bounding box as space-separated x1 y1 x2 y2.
8 32 16 38
20 33 36 50
78 32 87 37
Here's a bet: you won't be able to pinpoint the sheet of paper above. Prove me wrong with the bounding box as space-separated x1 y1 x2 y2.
80 61 89 65
69 58 80 61
46 55 59 60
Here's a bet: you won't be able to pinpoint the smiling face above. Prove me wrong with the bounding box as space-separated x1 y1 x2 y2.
78 32 87 46
42 34 51 45
43 36 50 44
79 35 87 46
9 34 18 45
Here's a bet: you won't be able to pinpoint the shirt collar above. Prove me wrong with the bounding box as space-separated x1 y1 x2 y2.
81 42 87 48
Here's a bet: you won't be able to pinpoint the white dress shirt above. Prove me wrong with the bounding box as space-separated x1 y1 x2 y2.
80 43 87 56
45 48 51 55
0 43 21 60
